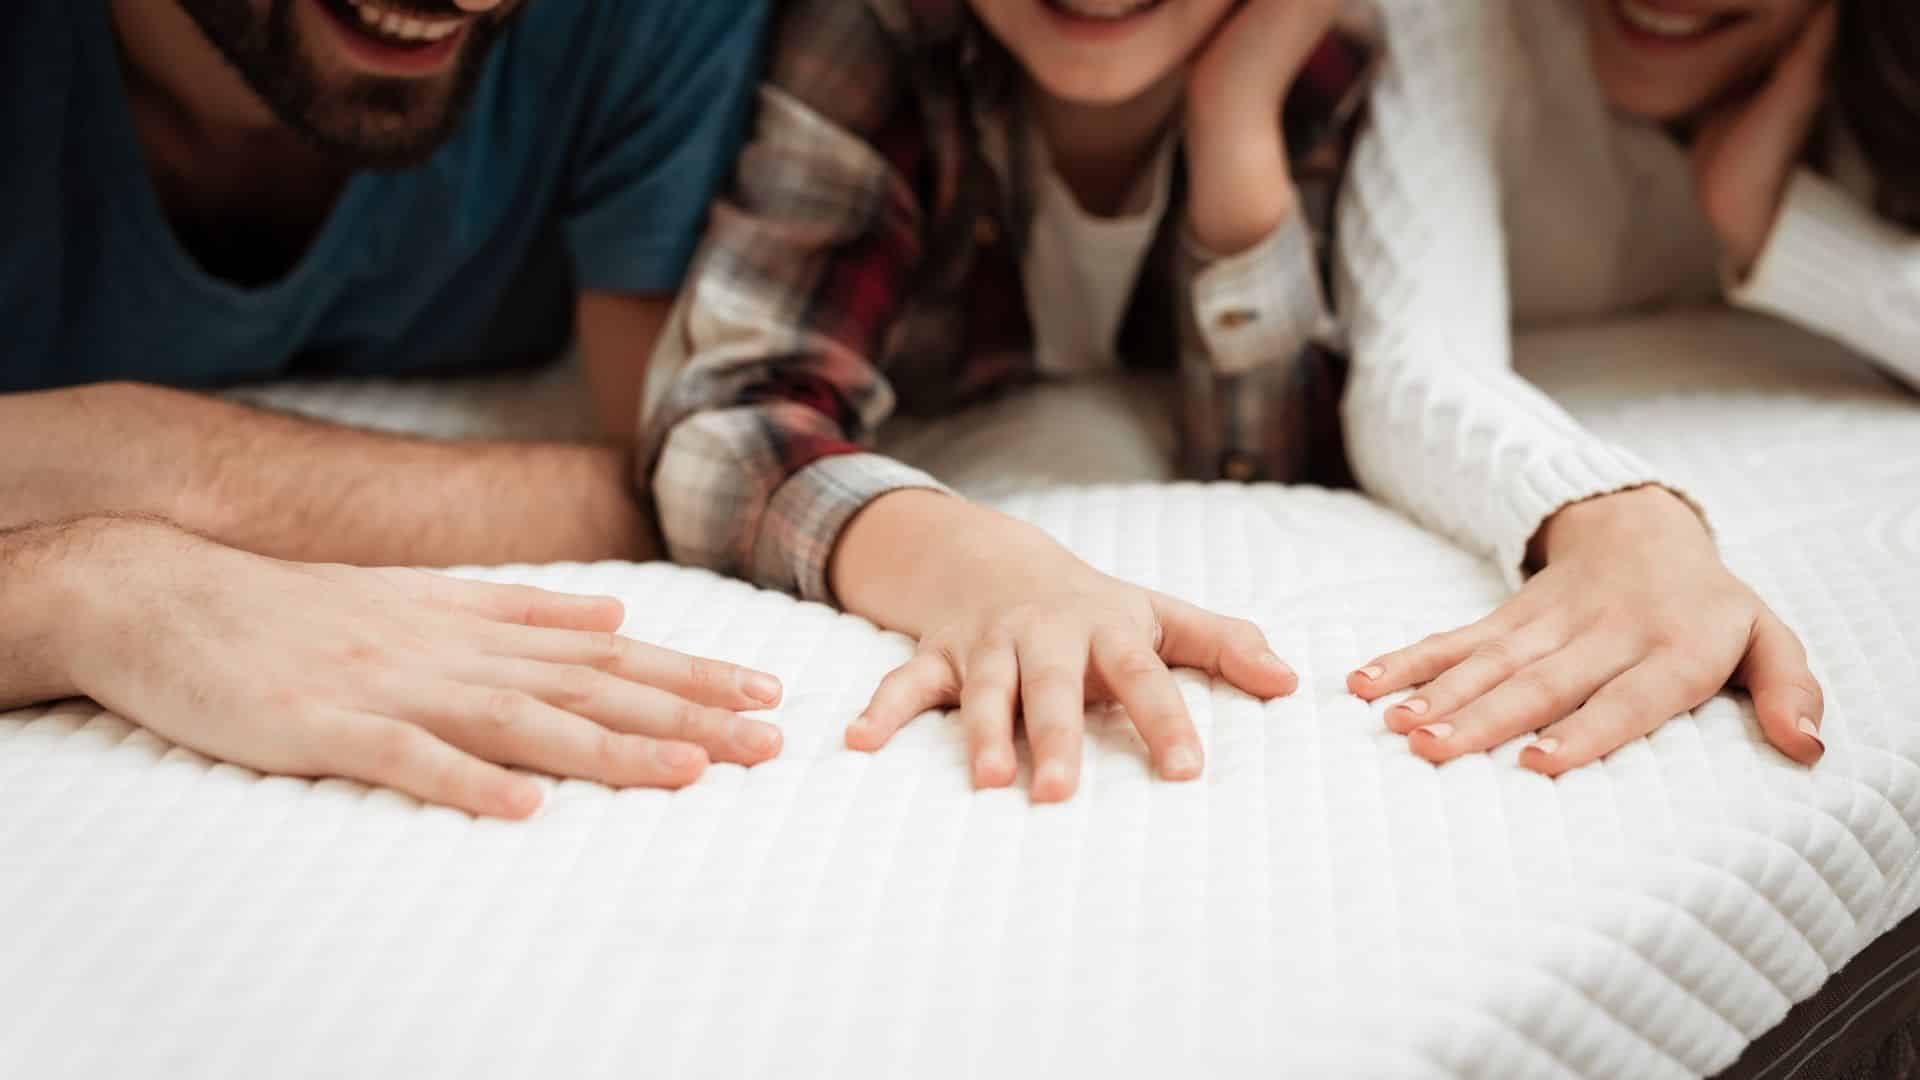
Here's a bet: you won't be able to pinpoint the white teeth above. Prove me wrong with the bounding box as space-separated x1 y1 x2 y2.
1618 0 1716 38
1046 0 1162 21
343 1 466 43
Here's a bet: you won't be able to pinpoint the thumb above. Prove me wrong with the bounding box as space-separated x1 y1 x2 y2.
1736 610 1826 765
1151 595 1299 700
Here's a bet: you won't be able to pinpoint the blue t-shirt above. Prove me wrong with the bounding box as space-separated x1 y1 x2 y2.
0 0 766 392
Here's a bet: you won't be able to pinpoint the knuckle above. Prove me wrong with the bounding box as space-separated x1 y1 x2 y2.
477 689 534 735
1025 667 1082 699
1108 648 1165 684
1506 670 1565 715
583 632 628 672
364 724 427 778
550 665 603 712
683 655 731 698
1470 638 1519 669
591 730 636 774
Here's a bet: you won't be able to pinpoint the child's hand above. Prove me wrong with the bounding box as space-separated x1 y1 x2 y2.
833 493 1298 802
1348 488 1826 774
1183 0 1342 255
1693 3 1836 279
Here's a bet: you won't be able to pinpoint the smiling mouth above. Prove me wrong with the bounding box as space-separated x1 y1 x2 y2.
316 0 468 49
1615 0 1748 41
1041 0 1169 21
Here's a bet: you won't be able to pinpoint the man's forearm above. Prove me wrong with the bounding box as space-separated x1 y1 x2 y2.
0 519 89 710
0 383 655 567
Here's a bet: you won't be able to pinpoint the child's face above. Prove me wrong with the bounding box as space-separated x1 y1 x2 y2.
968 0 1241 106
1583 0 1822 121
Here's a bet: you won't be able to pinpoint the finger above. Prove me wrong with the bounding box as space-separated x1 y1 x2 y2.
848 650 957 753
485 626 783 710
960 640 1020 789
426 687 709 789
1151 595 1297 699
1092 628 1202 783
1381 620 1569 734
1736 611 1825 765
393 570 626 632
1016 627 1090 803
483 659 782 766
1349 618 1503 701
1407 635 1639 765
324 712 543 819
1517 657 1701 777
1736 5 1838 170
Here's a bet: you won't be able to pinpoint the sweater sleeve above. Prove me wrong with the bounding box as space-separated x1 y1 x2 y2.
1728 169 1920 391
1334 0 1680 588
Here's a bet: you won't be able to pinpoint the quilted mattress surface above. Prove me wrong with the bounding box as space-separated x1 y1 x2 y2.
4 310 1918 1079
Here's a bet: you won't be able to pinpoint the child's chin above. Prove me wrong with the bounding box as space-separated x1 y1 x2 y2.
1025 59 1175 108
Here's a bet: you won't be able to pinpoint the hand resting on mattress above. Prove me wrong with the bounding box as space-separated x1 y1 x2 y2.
835 491 1299 802
0 515 787 818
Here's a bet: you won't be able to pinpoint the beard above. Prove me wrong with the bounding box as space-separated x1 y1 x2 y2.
174 0 516 170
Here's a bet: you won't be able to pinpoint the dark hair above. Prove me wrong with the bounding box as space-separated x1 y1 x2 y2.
1834 0 1920 227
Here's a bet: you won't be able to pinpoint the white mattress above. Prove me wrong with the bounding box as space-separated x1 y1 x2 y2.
5 309 1917 1079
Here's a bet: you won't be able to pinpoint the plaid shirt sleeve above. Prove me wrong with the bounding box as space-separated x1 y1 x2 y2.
642 0 950 603
1172 19 1379 484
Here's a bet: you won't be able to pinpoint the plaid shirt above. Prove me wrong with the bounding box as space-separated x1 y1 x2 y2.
644 0 1377 602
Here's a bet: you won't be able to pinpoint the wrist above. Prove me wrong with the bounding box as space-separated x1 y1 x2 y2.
0 515 173 705
1536 486 1712 566
829 491 1082 635
1182 122 1296 256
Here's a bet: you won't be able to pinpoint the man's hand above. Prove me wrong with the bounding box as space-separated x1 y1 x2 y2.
1693 3 1837 279
831 492 1298 801
1182 0 1342 255
6 516 788 818
1348 487 1825 774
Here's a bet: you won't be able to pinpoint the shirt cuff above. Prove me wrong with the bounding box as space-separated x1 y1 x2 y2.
754 453 950 604
1494 441 1708 591
1729 170 1920 334
1185 215 1333 376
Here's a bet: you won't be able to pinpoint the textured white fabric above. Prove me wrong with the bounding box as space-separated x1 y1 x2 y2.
5 308 1917 1079
1339 0 1916 586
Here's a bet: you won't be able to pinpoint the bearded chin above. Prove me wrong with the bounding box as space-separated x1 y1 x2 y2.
174 0 507 170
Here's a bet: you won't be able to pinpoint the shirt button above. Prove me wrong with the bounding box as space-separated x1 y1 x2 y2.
1223 454 1260 482
1215 308 1258 332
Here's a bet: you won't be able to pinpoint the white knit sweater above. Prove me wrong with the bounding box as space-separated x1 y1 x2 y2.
1339 0 1920 586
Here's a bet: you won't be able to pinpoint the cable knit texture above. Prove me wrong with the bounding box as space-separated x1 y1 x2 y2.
1342 0 1915 586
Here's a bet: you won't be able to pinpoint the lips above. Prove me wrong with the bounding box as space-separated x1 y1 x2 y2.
1615 0 1745 41
1041 0 1168 22
317 0 467 49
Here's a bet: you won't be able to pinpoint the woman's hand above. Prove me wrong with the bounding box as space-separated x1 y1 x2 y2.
1347 487 1825 775
36 517 786 818
1182 0 1342 255
833 494 1298 802
1693 3 1837 279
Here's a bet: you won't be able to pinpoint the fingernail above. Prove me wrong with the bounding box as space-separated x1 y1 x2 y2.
1797 716 1825 753
1357 665 1385 682
740 670 782 705
974 749 1015 784
1035 761 1071 796
1532 737 1561 757
741 723 781 756
1163 746 1203 779
1417 723 1454 741
1397 698 1430 718
1263 651 1295 677
849 714 874 732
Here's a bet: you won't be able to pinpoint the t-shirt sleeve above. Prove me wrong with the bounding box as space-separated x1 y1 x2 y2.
563 0 769 295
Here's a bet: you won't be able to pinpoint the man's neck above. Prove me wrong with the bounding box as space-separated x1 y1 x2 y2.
1026 71 1183 219
110 0 352 284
